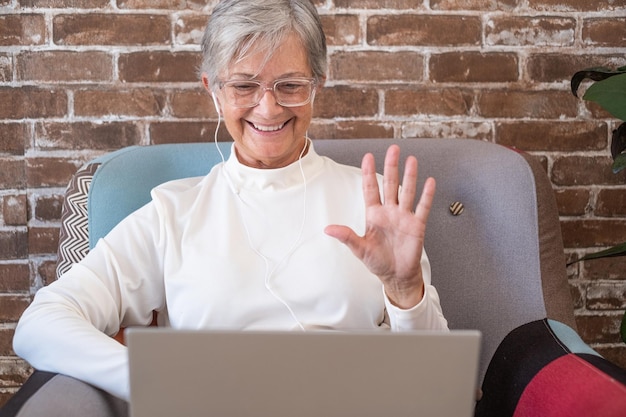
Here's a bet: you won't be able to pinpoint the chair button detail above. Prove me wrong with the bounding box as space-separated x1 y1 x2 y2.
449 201 464 216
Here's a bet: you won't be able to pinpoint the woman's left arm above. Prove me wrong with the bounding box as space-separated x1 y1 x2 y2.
325 144 447 328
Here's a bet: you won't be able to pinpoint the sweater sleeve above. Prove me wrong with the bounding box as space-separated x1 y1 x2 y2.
383 250 449 331
13 203 166 401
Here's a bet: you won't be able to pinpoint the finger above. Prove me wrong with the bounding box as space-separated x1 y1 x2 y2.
361 153 381 207
324 225 365 259
383 145 400 205
414 177 436 224
399 155 418 212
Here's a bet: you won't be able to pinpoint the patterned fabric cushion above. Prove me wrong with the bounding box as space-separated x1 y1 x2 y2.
56 162 101 279
513 353 626 417
475 319 626 417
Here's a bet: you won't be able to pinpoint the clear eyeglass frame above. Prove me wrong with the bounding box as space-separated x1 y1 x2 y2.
218 77 317 108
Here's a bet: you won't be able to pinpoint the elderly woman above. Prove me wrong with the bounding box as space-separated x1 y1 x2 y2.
9 0 447 413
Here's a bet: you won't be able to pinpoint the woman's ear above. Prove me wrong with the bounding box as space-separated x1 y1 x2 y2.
201 73 211 92
201 73 221 115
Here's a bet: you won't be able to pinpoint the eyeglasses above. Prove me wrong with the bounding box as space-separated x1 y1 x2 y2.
218 77 317 108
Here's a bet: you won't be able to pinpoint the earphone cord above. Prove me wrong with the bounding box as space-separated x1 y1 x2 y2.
214 115 308 331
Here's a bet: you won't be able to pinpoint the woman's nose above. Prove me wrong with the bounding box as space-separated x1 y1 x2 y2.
255 88 283 113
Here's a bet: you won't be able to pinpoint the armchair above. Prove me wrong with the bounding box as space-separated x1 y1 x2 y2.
3 138 625 417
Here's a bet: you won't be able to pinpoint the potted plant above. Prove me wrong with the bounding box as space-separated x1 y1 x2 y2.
570 65 626 342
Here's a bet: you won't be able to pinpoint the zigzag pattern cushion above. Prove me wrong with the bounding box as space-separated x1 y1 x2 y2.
56 162 100 279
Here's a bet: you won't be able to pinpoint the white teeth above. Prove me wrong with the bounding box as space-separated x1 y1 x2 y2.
252 122 285 132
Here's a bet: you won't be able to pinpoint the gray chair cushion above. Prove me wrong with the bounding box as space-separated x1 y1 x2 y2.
0 372 128 417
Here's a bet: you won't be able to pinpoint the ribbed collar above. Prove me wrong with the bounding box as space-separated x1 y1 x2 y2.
223 141 323 192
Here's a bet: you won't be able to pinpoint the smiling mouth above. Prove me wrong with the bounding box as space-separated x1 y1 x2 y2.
250 119 290 132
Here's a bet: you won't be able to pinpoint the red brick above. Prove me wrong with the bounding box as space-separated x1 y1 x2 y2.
0 53 11 82
150 122 229 145
585 100 623 121
594 345 626 370
313 86 378 118
0 329 18 356
0 159 26 189
74 89 167 117
321 15 360 46
402 122 493 140
170 90 215 118
367 15 481 46
34 194 63 222
554 188 591 217
28 226 59 255
174 14 209 46
0 264 30 293
0 14 46 46
430 52 518 82
34 122 141 151
431 0 519 10
0 123 26 155
485 16 575 46
586 282 626 310
3 195 27 226
478 90 577 119
0 230 28 260
26 157 84 188
38 260 58 286
17 51 113 82
330 51 423 83
496 121 607 152
561 219 626 248
117 0 201 9
596 189 626 217
583 256 626 281
575 313 624 344
334 0 421 8
53 14 170 46
0 358 32 393
583 18 626 48
21 0 108 6
385 88 473 117
552 156 626 186
530 0 626 12
0 296 31 322
0 87 67 120
119 52 200 83
309 122 394 140
569 283 584 309
528 53 626 83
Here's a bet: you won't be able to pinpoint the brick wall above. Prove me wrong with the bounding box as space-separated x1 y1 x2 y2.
1 0 625 403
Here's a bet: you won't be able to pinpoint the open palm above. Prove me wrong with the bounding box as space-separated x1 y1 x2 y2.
325 145 436 309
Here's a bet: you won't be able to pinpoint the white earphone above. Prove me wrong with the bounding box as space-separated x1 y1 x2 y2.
211 93 221 115
210 96 309 330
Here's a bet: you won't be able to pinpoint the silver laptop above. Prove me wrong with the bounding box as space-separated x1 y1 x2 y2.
127 328 481 417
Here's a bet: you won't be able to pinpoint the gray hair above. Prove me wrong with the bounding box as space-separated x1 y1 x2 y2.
200 0 327 90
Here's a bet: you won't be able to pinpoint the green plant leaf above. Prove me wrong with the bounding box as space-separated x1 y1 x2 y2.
611 123 626 159
576 241 626 263
613 152 626 174
583 73 626 121
570 67 624 97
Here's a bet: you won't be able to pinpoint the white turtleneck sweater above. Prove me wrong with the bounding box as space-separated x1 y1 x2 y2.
14 143 448 401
